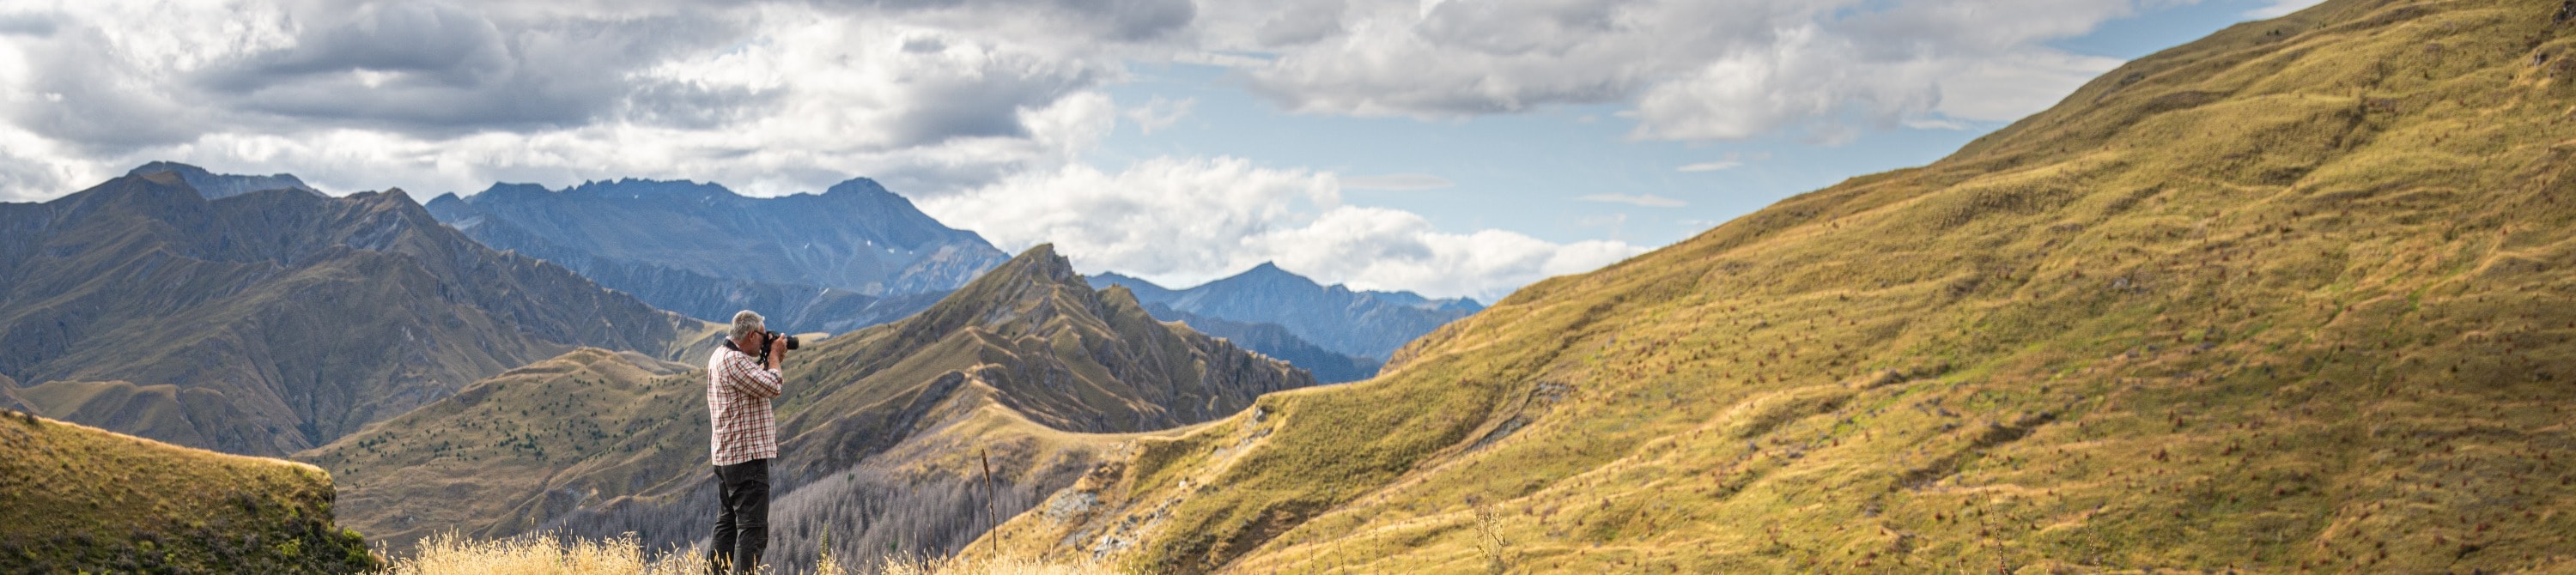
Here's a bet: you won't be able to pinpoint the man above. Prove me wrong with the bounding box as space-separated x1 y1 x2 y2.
708 310 787 574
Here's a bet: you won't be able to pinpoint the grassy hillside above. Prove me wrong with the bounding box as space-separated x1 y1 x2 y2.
0 407 376 573
305 245 1309 567
299 348 698 552
975 0 2576 572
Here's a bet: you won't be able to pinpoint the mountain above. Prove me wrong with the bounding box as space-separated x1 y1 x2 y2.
426 177 1009 332
975 1 2576 572
126 160 318 200
302 245 1315 566
0 407 376 573
1089 264 1481 360
0 167 713 457
1139 303 1382 384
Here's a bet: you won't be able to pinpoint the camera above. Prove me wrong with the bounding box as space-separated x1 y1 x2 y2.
754 330 799 357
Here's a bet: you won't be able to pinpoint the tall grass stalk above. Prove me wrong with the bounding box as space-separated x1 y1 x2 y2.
381 532 708 575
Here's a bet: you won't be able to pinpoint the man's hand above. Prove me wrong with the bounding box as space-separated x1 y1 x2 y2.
765 332 787 367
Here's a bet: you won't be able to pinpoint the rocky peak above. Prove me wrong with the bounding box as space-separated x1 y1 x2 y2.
124 161 316 200
906 244 1086 330
823 177 894 198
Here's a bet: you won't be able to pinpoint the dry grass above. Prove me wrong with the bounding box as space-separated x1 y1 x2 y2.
381 533 702 575
978 1 2576 572
0 409 377 572
380 532 1112 575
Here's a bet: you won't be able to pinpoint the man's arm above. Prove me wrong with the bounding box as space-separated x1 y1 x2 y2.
722 352 783 399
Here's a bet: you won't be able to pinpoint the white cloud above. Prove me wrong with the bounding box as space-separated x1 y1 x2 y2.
920 156 1337 282
0 1 1131 198
1261 207 1641 301
2246 0 2327 18
1929 50 2126 123
1211 0 2148 141
1677 160 1740 172
0 0 2188 196
920 155 1641 300
1124 96 1197 135
1338 172 1454 191
1577 193 1686 208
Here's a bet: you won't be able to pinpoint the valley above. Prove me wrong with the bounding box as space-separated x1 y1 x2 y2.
301 245 1314 570
17 1 2576 573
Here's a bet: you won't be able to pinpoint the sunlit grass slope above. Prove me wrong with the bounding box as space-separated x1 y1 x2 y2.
0 408 377 573
301 348 697 553
977 0 2576 572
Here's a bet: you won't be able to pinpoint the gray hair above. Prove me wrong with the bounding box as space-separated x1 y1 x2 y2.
730 310 766 342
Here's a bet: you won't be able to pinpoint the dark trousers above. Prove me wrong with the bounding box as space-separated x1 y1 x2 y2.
708 458 769 574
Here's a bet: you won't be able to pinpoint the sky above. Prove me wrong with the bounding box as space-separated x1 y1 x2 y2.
0 0 2327 302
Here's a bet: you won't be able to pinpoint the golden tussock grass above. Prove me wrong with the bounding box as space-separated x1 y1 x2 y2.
975 1 2576 572
382 531 1113 575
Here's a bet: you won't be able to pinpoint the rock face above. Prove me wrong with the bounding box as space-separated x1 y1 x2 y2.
1091 263 1481 360
305 245 1315 563
0 168 707 457
978 2 2576 573
426 177 1008 332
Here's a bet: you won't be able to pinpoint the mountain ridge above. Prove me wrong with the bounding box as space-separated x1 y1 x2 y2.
1090 264 1479 361
0 168 713 456
425 192 935 334
125 160 318 200
1139 302 1382 384
427 176 1008 319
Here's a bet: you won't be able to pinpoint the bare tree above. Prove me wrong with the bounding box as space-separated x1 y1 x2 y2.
1469 495 1515 575
542 461 1081 575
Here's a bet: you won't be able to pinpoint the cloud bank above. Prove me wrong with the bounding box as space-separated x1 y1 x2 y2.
0 0 2194 299
920 156 1636 301
1216 0 2134 141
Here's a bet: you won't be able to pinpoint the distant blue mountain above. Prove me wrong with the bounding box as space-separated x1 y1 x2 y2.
1090 263 1482 361
427 177 1006 333
1128 301 1382 384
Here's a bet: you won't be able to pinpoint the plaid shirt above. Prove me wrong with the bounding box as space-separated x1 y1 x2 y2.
707 342 782 467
